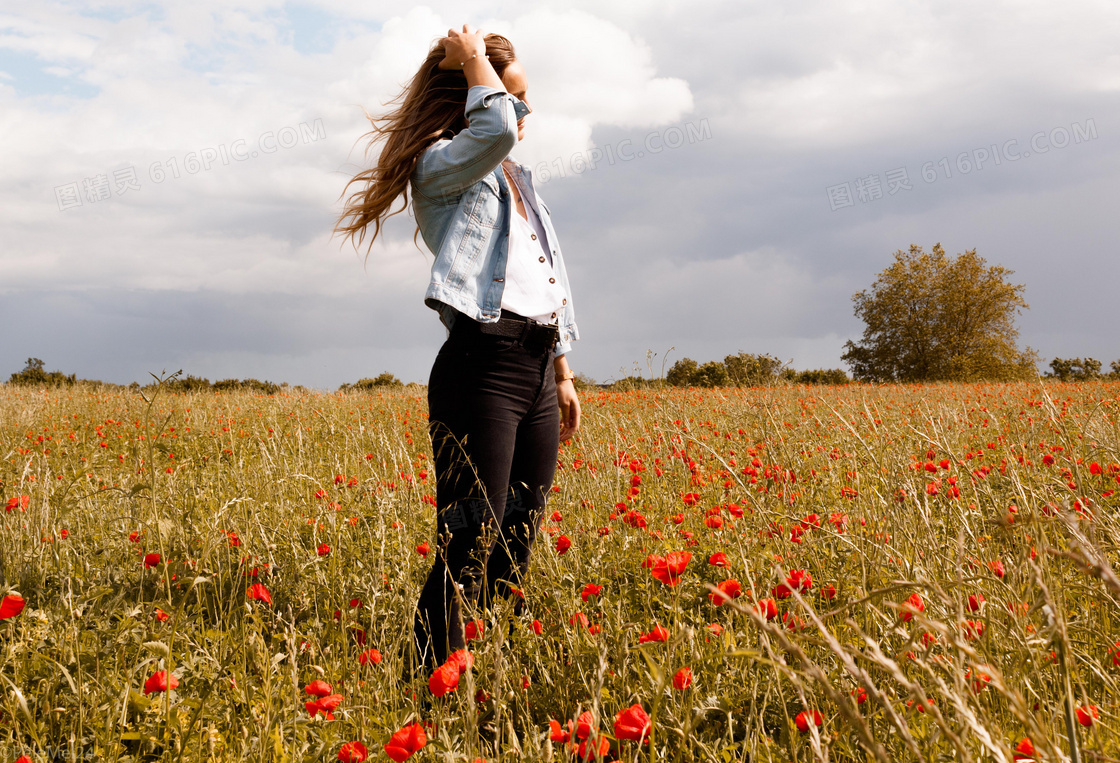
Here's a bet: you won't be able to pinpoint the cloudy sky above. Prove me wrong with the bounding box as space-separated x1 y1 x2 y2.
2 0 1117 388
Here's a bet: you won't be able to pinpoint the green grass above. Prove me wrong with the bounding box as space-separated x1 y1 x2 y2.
0 379 1117 761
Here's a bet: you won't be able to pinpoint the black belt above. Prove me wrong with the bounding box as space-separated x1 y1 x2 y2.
453 309 559 350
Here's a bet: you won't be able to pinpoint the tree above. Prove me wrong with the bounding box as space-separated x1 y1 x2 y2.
666 358 699 387
693 361 729 388
723 352 787 387
1046 358 1102 381
841 244 1037 382
339 372 404 392
8 358 77 387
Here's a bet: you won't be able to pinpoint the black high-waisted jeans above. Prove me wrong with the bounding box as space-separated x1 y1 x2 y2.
413 312 560 671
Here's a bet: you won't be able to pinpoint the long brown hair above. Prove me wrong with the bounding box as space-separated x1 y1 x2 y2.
332 33 518 259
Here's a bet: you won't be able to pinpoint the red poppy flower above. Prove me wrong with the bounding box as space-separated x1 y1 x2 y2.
783 611 808 632
968 669 991 694
672 667 693 690
614 703 651 742
383 722 426 762
786 569 812 593
556 535 572 554
0 593 26 620
143 553 161 569
901 592 924 621
907 698 936 713
572 710 595 740
577 736 611 760
650 551 691 586
5 495 29 512
754 598 778 620
317 543 331 556
988 559 1005 578
305 680 332 697
1076 705 1098 727
549 719 570 743
967 593 985 612
307 693 344 719
338 741 368 762
820 584 837 599
581 583 603 601
795 709 823 733
708 552 729 567
464 620 484 641
710 578 742 605
681 492 700 506
961 620 985 640
1013 737 1035 761
428 662 460 697
531 619 543 635
852 687 867 704
247 583 272 605
143 670 179 695
446 648 474 674
638 624 669 644
569 611 590 630
416 541 429 557
359 648 382 666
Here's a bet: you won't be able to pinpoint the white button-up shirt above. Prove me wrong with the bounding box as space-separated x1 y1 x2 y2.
499 160 567 324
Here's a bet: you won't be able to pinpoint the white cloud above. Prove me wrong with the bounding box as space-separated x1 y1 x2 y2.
2 0 1119 383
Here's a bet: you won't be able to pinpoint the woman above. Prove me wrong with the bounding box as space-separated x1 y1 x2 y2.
333 25 581 675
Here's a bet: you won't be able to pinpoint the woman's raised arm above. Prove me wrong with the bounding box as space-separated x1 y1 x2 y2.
413 26 519 199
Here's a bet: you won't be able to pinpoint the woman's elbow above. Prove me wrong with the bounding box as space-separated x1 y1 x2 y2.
468 107 519 156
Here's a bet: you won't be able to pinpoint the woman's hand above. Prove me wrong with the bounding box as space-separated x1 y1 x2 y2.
558 380 581 442
437 24 488 70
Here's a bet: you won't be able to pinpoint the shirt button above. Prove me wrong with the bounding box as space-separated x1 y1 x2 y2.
562 298 567 305
538 256 545 263
531 233 537 240
548 277 556 284
551 312 557 319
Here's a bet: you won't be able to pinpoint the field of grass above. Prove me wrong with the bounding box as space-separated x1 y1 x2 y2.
0 379 1117 762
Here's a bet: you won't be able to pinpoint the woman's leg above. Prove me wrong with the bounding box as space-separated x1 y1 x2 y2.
483 353 559 613
414 333 539 671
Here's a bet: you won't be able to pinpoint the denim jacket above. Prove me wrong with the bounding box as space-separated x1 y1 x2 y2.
410 85 580 357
